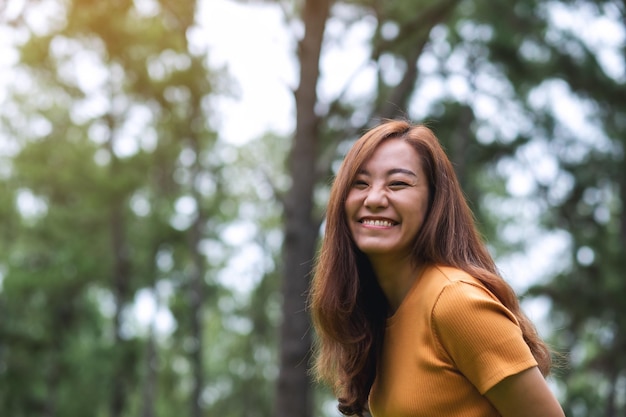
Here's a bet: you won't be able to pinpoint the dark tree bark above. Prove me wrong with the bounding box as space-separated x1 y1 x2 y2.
140 328 157 417
188 132 206 417
273 0 331 416
109 200 132 417
106 111 133 417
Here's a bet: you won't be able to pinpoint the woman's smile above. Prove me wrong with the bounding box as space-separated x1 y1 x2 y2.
360 217 397 228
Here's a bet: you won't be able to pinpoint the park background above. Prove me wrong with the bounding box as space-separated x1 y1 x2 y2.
0 0 624 416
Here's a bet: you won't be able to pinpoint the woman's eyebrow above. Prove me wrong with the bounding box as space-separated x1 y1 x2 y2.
356 168 417 177
388 168 417 177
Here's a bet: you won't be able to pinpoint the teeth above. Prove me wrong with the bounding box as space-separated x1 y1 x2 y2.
362 219 394 227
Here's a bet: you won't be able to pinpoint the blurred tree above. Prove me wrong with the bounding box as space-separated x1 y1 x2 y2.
273 1 331 417
490 1 626 415
437 1 626 415
0 1 230 416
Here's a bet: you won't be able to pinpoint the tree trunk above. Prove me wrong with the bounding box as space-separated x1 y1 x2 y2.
273 0 330 416
106 110 133 417
43 337 61 417
140 327 157 417
189 133 206 417
109 197 131 417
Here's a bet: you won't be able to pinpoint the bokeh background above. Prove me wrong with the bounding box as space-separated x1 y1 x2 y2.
0 0 624 416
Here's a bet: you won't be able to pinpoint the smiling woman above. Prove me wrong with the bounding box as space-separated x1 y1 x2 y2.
308 119 565 417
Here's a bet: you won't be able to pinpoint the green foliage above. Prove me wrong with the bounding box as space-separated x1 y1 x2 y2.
0 0 233 416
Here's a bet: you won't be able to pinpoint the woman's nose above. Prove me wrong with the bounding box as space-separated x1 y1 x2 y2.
364 186 388 209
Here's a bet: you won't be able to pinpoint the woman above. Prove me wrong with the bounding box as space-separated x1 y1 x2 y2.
309 120 565 417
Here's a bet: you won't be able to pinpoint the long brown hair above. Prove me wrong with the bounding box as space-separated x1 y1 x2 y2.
308 120 552 416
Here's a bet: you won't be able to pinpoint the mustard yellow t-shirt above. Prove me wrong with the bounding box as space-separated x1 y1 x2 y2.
368 265 538 417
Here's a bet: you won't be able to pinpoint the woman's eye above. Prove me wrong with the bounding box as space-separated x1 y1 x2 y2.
390 181 409 187
353 180 368 188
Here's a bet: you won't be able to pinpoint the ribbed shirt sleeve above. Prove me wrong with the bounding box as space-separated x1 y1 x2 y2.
431 281 538 394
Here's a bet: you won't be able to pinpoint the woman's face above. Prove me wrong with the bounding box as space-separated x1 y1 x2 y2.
344 139 430 262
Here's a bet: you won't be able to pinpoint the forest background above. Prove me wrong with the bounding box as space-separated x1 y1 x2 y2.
0 0 624 416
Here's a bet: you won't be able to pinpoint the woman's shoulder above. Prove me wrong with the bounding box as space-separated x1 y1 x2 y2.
421 264 500 305
424 264 483 288
425 265 516 325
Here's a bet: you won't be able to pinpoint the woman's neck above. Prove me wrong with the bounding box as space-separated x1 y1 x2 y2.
369 256 425 313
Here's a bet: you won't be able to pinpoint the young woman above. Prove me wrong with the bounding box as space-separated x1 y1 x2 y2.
309 120 565 417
